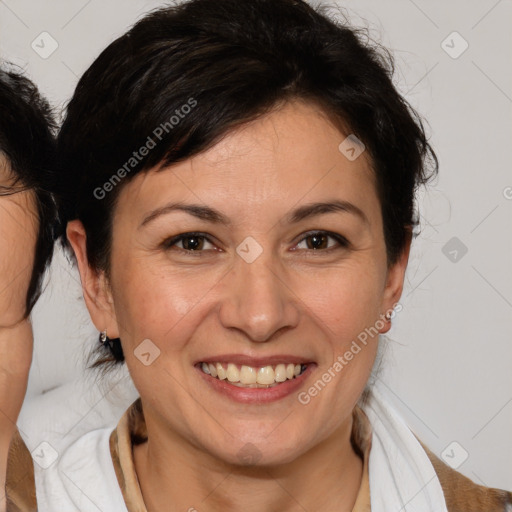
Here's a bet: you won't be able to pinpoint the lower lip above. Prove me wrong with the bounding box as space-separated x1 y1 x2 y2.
195 364 316 404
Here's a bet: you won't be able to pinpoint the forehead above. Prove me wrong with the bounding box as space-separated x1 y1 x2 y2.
115 100 379 225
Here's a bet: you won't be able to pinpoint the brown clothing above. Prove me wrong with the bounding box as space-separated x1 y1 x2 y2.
6 398 512 511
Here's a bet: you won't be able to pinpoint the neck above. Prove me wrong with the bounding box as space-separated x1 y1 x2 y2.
133 410 364 512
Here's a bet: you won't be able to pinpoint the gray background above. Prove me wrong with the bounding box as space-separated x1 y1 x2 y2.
1 0 510 490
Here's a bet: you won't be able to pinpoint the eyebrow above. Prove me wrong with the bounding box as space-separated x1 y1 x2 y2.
286 200 368 225
139 199 368 229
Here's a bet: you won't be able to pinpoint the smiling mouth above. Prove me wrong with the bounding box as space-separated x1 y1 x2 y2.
199 362 308 388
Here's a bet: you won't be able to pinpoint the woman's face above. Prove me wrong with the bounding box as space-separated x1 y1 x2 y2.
70 100 408 466
0 160 38 327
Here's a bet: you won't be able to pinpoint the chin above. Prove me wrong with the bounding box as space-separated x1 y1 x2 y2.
202 433 307 468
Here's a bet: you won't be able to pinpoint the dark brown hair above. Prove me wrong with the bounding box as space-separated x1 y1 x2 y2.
0 65 57 316
56 0 438 369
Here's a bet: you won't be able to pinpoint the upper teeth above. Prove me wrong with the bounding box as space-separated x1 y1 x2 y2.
201 362 303 386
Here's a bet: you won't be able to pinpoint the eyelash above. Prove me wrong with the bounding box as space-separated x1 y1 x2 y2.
161 230 350 256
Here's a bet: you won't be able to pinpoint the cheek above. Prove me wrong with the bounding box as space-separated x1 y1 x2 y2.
294 266 384 409
292 260 385 401
110 257 213 349
112 253 386 351
294 260 385 340
0 199 37 324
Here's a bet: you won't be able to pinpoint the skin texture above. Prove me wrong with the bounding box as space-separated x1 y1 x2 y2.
68 100 410 511
0 159 37 511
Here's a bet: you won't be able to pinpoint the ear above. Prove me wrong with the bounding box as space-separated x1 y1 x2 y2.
66 220 120 338
378 229 412 334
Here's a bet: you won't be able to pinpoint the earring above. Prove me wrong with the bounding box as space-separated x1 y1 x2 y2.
99 330 109 345
384 311 392 321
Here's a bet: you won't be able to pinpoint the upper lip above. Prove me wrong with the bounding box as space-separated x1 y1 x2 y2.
195 354 314 367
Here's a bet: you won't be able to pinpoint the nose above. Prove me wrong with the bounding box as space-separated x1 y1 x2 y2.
218 251 300 343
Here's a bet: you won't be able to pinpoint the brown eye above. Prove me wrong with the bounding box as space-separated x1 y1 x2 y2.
180 235 205 251
162 232 215 252
305 233 329 250
295 231 349 251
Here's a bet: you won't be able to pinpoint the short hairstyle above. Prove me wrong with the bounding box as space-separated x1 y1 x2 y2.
56 0 438 368
0 65 58 316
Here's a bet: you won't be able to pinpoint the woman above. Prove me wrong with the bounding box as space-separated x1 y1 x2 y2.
0 66 57 510
5 0 512 510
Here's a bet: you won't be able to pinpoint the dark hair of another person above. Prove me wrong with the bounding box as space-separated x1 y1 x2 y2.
0 66 58 317
56 0 438 370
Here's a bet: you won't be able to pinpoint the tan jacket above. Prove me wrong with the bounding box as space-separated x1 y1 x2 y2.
6 399 512 511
